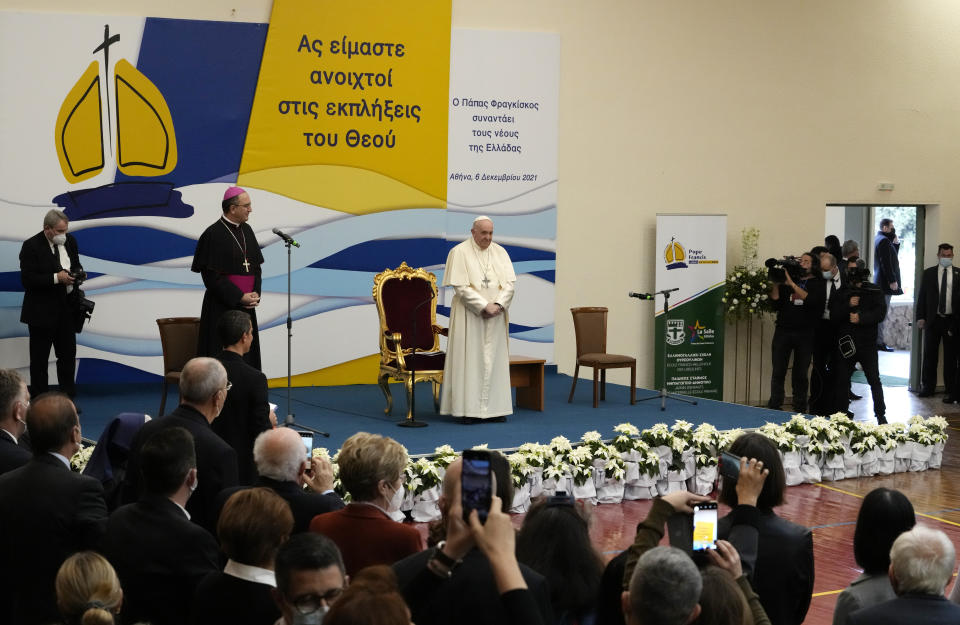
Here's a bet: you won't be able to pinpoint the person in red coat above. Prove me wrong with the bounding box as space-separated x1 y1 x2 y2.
309 432 422 575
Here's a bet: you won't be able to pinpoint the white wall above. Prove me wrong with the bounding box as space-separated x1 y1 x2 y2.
8 0 960 399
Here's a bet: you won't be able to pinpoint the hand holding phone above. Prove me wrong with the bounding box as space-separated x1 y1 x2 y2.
719 450 741 481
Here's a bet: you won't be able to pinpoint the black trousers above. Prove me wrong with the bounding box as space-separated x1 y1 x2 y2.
28 317 76 397
920 315 957 395
768 326 814 411
835 336 885 418
809 320 838 416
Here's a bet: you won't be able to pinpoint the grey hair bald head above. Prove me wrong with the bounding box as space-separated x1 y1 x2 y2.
179 357 227 404
628 546 701 625
890 525 956 596
44 209 68 229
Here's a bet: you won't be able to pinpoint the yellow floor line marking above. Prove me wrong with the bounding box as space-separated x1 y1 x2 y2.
815 483 864 498
814 483 960 527
813 589 843 597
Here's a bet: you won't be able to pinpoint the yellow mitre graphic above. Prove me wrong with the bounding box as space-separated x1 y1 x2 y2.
55 25 177 183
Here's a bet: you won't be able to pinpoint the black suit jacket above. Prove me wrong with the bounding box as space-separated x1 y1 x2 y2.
215 475 344 533
123 405 239 533
214 350 272 484
190 571 280 625
19 231 82 327
719 510 813 625
394 548 554 625
848 593 960 625
101 494 220 625
0 430 31 475
916 264 960 323
0 454 108 625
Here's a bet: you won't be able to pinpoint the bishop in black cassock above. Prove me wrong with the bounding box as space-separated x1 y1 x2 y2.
191 186 265 370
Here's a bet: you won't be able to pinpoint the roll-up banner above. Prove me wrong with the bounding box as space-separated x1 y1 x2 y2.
653 214 727 399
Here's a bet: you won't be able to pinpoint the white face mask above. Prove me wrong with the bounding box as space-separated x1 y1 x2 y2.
51 233 67 246
386 480 405 521
292 605 328 625
940 257 953 268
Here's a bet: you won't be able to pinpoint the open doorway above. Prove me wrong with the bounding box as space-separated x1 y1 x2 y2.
825 204 925 391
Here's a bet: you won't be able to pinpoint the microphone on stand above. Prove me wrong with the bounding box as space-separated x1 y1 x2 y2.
284 414 330 437
272 227 302 248
628 292 656 300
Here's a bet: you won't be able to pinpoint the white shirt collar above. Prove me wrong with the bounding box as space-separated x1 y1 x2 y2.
224 559 276 587
0 428 18 444
222 215 241 227
48 451 71 469
173 500 191 520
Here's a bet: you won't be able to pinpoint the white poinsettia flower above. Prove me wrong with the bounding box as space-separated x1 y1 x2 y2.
581 431 602 443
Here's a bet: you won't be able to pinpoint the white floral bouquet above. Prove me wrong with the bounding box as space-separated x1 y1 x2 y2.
507 452 534 513
405 457 443 522
70 443 94 473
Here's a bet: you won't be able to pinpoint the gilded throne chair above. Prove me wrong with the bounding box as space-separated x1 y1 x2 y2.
373 262 447 423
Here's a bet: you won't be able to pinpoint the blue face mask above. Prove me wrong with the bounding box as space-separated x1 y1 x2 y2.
940 257 953 268
822 270 833 280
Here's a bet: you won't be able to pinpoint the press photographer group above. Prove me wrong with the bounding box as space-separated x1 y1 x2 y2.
764 240 888 423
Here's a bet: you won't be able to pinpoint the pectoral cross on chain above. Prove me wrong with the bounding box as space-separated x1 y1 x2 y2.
242 258 251 273
481 274 490 288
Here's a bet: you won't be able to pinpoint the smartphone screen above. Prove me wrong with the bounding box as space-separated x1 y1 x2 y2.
461 449 492 523
299 431 313 455
692 502 718 551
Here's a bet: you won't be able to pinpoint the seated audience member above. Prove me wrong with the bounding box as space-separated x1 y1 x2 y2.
623 546 702 625
393 453 553 625
0 392 107 625
325 566 411 625
516 493 603 625
82 412 149 511
55 551 124 625
214 310 275 484
123 356 239 532
191 487 294 625
309 432 422 574
272 533 348 625
217 427 343 533
832 488 916 625
100 427 220 625
697 563 755 625
0 368 31 474
848 526 960 625
718 433 813 625
597 457 769 625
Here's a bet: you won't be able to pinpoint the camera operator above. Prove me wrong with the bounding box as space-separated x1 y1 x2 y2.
767 252 825 413
832 258 887 423
18 209 84 399
810 252 843 415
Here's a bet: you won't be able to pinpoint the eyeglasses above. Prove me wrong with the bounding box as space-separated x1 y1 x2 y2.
290 588 343 613
213 382 232 398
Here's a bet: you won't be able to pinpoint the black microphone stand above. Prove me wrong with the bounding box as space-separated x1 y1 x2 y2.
398 294 435 428
635 288 699 411
279 235 329 437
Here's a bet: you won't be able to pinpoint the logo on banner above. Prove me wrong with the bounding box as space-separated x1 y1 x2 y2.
666 319 686 345
664 237 687 270
688 320 716 345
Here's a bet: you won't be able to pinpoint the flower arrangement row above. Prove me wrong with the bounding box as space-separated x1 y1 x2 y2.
303 413 948 522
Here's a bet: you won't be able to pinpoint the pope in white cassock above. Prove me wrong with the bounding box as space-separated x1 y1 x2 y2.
440 216 517 420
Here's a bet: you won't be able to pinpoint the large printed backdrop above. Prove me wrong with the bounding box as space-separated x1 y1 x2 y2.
0 6 558 386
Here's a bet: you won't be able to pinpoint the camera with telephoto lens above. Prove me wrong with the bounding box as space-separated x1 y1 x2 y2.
764 256 804 283
67 267 94 332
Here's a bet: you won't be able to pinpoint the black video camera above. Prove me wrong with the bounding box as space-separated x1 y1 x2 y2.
67 267 94 333
845 259 871 285
765 256 804 283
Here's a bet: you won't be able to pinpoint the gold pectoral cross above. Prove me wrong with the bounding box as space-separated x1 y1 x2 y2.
242 258 251 273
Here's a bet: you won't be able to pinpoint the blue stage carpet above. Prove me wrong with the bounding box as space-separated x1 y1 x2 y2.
74 369 792 455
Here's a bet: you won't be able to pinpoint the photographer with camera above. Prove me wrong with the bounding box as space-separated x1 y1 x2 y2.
766 253 825 414
833 258 887 423
18 209 88 400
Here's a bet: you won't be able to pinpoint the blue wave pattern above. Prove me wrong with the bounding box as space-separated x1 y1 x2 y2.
0 206 557 370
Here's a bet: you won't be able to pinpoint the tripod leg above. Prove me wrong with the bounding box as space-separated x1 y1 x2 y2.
568 363 580 403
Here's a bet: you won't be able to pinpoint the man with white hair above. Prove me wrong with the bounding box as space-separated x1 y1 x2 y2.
848 525 960 625
122 357 239 532
441 216 517 422
215 427 342 533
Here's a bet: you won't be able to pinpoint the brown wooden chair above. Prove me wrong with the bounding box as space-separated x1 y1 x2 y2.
568 307 636 408
372 262 447 423
156 317 201 416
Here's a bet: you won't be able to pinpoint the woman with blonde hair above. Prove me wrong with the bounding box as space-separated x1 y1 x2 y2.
309 432 423 575
56 551 123 625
